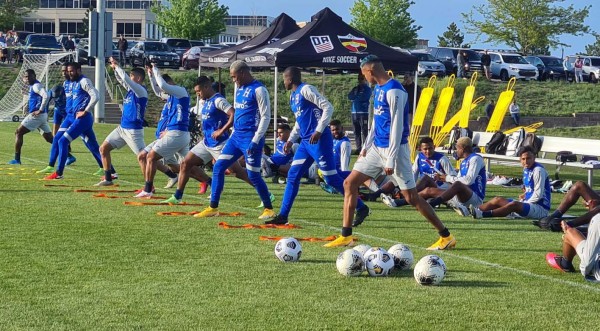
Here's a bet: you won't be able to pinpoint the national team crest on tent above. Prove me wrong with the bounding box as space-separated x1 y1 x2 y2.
310 36 334 53
338 34 367 53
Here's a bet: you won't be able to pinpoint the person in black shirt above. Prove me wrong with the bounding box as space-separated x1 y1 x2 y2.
481 50 492 80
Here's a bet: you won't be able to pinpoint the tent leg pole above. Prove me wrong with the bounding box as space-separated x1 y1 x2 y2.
413 70 418 119
321 69 325 94
274 66 278 144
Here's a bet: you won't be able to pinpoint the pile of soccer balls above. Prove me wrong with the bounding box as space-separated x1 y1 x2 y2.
336 244 447 285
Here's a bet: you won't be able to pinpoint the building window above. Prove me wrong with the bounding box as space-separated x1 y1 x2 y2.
116 22 142 38
59 22 83 34
24 21 55 34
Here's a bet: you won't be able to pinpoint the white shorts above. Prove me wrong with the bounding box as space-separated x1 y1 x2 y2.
21 113 51 133
523 202 549 219
190 139 225 164
145 130 190 165
449 191 483 208
576 214 600 279
105 126 145 154
353 144 415 190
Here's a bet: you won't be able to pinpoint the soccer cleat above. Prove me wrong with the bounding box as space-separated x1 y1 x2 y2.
381 193 397 208
94 180 114 187
256 192 276 208
545 253 576 272
426 234 457 250
134 190 153 198
353 205 371 227
36 166 55 174
258 208 276 220
264 214 288 225
100 173 119 181
198 181 209 194
164 177 178 189
134 186 156 194
194 207 219 218
453 204 470 217
43 172 64 180
319 182 338 194
469 205 483 219
323 235 355 248
66 155 77 165
93 168 104 176
161 195 182 204
8 159 21 165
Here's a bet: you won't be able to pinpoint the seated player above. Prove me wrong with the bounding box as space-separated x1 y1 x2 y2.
381 136 456 207
470 146 551 219
546 213 600 283
261 123 298 180
426 136 487 216
535 181 600 231
9 69 53 164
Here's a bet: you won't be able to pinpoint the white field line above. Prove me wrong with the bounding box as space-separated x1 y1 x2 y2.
5 151 600 293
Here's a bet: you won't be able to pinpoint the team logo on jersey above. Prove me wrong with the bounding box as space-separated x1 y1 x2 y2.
310 36 334 53
338 34 367 53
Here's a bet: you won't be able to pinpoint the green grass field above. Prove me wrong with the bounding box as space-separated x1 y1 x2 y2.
0 122 599 330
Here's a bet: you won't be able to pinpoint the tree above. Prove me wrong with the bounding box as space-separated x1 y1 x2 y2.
350 0 421 48
462 0 590 55
437 23 470 48
78 7 94 37
585 33 600 56
152 0 228 40
0 0 38 31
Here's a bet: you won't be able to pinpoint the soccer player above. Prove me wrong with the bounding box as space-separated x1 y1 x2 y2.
266 66 370 225
95 58 148 186
48 65 76 165
261 123 298 179
535 181 600 231
381 136 456 207
330 120 352 173
426 136 486 217
43 62 103 180
470 146 551 219
135 64 190 198
9 69 53 164
194 60 274 219
162 75 262 204
325 55 455 250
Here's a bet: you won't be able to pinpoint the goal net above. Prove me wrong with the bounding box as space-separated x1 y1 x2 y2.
0 52 73 122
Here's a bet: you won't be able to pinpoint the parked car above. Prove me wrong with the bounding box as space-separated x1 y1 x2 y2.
488 51 538 81
130 41 180 69
159 38 191 60
410 51 446 77
76 38 120 65
181 45 219 70
427 47 482 76
189 40 206 47
580 55 600 83
22 34 63 55
524 55 565 81
57 34 83 50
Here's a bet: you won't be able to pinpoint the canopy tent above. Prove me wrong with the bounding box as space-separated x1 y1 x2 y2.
198 13 300 67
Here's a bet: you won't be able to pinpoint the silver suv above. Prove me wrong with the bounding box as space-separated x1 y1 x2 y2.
488 51 538 81
581 56 600 83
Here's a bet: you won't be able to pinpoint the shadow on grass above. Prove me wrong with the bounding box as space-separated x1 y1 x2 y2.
440 280 508 288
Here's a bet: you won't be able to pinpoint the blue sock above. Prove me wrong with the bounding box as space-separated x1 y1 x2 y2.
174 189 183 200
552 210 563 218
165 169 177 178
482 210 493 218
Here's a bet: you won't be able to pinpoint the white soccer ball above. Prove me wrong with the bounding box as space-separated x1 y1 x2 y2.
274 237 302 262
336 248 364 277
413 255 447 285
353 244 372 257
364 247 395 277
388 243 414 271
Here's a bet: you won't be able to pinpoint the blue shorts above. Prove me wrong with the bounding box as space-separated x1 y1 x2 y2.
53 109 67 125
293 130 337 176
220 133 264 172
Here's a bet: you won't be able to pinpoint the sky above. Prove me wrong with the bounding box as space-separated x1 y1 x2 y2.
219 0 599 57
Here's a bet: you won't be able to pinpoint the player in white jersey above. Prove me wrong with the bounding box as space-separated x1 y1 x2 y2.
325 55 456 250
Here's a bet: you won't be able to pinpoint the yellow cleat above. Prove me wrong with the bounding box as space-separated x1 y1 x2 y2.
323 235 355 248
426 234 456 250
194 207 219 218
258 208 276 220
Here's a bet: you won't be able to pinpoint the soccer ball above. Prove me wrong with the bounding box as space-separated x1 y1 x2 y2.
388 243 414 272
274 237 302 262
353 244 372 257
364 247 394 277
413 255 447 285
336 249 364 277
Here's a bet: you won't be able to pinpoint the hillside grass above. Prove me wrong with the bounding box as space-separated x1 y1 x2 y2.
1 121 600 329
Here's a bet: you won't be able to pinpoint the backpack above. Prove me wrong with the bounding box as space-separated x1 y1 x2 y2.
522 132 543 156
505 128 525 156
485 131 506 154
448 127 473 154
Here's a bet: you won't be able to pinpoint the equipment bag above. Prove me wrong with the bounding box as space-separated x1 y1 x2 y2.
555 151 577 180
485 131 506 154
448 127 473 155
522 132 543 156
505 128 525 156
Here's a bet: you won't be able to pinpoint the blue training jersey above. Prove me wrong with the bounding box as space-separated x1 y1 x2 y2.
49 85 66 114
164 92 190 132
333 135 351 171
63 80 74 116
233 79 265 135
121 87 148 130
70 75 91 113
270 139 294 166
28 80 43 113
416 151 448 186
523 162 551 210
459 153 487 200
155 105 169 138
201 93 231 147
290 82 325 140
372 79 410 147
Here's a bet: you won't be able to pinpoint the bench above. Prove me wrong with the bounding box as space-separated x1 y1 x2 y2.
470 131 600 186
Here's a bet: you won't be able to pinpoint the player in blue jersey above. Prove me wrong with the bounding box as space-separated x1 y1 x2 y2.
195 60 275 219
266 66 370 225
162 76 265 204
470 146 551 219
43 62 104 180
261 123 298 180
326 55 455 250
94 58 148 186
426 136 487 217
135 64 190 198
9 69 53 164
381 137 456 207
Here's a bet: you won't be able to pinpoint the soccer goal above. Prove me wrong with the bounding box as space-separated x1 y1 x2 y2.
0 52 73 122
